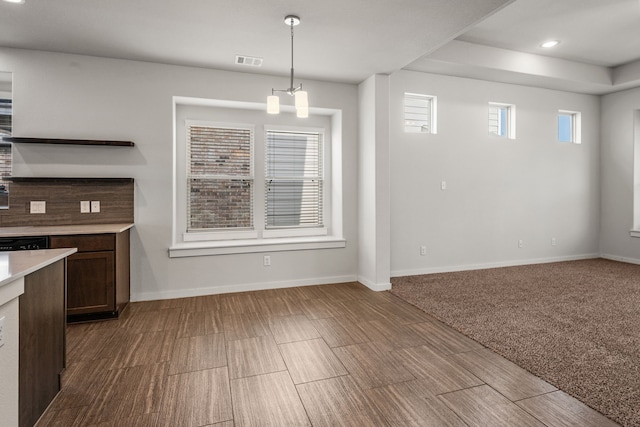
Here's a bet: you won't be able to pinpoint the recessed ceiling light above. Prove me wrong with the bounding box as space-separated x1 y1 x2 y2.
2 0 25 3
541 40 559 48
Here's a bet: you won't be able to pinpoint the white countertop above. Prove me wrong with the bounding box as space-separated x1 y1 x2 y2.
0 223 134 238
0 248 77 305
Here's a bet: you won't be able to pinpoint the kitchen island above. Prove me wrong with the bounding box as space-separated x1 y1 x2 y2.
0 248 77 427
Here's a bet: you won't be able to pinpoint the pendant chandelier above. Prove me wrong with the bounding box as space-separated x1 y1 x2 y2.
267 15 309 118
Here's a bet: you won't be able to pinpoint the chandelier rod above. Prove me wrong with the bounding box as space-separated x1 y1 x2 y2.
290 19 295 92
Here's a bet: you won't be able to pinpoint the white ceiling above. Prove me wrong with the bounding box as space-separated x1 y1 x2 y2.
1 0 639 94
457 0 640 67
0 0 512 84
407 0 640 94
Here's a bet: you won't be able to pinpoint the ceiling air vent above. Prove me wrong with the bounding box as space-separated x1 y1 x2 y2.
235 55 263 67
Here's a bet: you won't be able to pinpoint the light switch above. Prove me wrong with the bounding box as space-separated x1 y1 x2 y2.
80 201 90 213
441 181 447 190
90 201 100 213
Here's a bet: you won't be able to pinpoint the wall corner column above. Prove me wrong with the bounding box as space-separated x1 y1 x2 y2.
357 74 391 291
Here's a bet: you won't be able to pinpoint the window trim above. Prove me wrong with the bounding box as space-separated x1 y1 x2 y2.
632 109 640 236
169 235 346 257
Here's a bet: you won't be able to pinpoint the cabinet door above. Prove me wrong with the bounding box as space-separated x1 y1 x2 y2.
19 260 66 427
66 251 115 315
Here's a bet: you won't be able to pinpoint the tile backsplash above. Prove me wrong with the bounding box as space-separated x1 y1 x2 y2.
0 178 134 226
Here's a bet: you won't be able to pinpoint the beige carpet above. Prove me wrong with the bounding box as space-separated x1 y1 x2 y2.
390 258 640 427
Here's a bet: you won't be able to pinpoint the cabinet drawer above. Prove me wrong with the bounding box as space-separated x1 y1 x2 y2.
50 234 115 252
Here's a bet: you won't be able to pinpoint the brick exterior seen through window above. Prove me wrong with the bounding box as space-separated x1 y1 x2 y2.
187 126 253 230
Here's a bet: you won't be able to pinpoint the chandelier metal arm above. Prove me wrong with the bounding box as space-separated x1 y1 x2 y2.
272 15 302 96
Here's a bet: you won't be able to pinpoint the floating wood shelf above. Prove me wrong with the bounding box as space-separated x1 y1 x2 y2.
7 177 134 184
2 137 135 147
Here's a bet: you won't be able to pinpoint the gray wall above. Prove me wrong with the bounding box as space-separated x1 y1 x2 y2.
0 48 359 301
390 70 601 276
600 86 640 263
2 46 636 299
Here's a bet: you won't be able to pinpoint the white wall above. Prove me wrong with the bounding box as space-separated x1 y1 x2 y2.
0 48 359 300
600 86 640 263
390 70 601 276
358 75 391 290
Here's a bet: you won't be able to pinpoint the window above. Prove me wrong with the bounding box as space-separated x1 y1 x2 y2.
558 110 581 144
404 93 437 134
265 129 324 234
186 122 254 236
171 97 345 257
0 98 11 208
0 98 11 136
488 102 516 139
0 143 10 182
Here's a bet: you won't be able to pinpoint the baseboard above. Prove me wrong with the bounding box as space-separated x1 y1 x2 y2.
391 253 600 277
600 253 640 266
357 276 392 292
131 274 358 302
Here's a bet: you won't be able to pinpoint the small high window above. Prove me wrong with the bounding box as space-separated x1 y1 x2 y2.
404 93 437 134
558 110 581 144
488 102 516 139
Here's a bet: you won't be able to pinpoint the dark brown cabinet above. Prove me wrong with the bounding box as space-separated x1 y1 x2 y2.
19 260 66 427
66 251 115 314
50 230 130 322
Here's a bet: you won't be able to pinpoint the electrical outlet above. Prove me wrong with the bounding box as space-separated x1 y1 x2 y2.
0 316 5 348
263 255 271 266
80 200 91 213
551 237 557 246
30 201 46 214
518 239 524 248
420 245 427 256
90 201 100 213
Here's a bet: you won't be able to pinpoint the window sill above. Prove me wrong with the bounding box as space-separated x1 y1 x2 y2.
169 235 346 258
630 230 640 238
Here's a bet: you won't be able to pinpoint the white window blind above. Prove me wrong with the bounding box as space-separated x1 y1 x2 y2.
488 103 515 139
187 125 253 231
0 98 11 136
0 98 12 205
404 93 436 133
265 129 323 228
488 105 506 136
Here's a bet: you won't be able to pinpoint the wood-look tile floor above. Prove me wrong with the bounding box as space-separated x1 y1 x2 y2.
37 282 620 427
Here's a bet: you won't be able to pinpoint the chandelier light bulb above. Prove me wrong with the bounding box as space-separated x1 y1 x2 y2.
295 90 308 109
267 95 280 114
296 107 309 118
